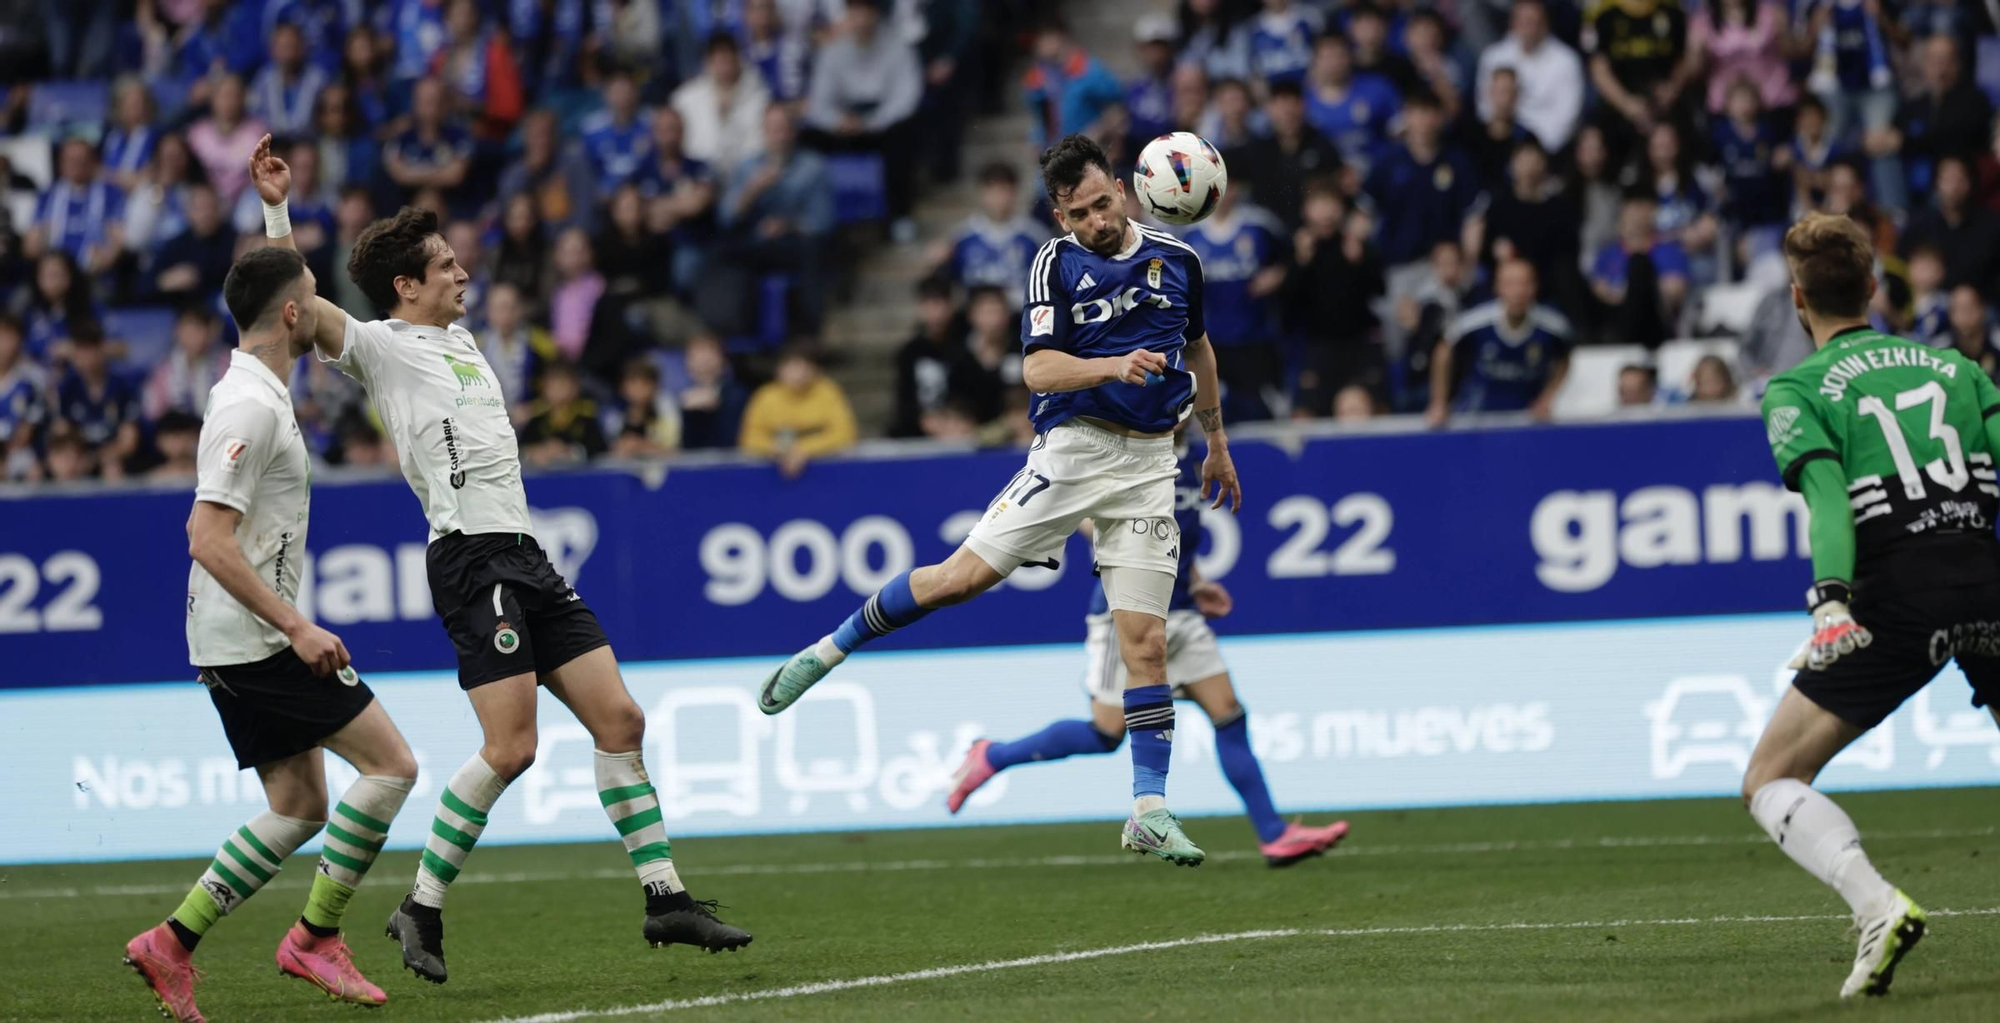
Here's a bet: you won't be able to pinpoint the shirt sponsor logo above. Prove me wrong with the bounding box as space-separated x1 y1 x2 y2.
1766 406 1801 448
442 353 489 390
1028 305 1055 337
441 417 467 489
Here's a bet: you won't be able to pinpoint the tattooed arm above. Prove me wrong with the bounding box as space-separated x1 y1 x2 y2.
1183 333 1241 511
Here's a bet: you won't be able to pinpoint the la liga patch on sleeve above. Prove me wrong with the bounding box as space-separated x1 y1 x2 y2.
222 438 251 471
1029 305 1054 336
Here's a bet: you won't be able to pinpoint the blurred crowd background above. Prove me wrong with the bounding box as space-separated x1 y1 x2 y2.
0 0 1996 484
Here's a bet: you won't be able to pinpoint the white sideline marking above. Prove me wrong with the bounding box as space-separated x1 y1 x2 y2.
5 825 1996 901
480 908 2000 1023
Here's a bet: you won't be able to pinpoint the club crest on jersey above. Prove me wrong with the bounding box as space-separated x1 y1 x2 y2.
494 621 520 654
1147 258 1163 289
442 354 488 390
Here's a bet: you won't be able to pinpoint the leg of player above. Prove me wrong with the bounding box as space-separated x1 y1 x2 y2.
1181 675 1349 867
387 672 537 984
759 545 1005 714
541 646 752 954
947 701 1126 815
273 700 417 1006
1743 686 1924 998
1107 592 1205 866
126 751 329 1023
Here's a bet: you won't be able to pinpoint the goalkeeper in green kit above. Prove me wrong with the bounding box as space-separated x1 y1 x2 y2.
1744 213 2000 999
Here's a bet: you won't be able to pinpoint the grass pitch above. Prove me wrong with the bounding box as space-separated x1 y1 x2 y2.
6 788 2000 1022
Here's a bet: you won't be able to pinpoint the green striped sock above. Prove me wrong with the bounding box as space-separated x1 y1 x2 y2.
596 749 683 894
412 755 509 910
302 775 412 930
172 812 323 934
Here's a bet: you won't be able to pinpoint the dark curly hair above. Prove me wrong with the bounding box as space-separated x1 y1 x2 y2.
1039 134 1113 207
346 206 440 314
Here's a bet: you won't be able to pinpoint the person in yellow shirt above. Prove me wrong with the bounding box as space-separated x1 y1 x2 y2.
740 346 857 477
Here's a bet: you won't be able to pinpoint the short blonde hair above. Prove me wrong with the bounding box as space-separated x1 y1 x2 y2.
1783 212 1874 319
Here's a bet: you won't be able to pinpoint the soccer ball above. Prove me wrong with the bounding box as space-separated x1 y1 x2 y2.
1132 132 1228 226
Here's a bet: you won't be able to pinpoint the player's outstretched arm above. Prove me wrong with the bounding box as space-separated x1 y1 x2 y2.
249 134 350 359
188 501 351 675
1183 333 1241 512
1022 348 1166 392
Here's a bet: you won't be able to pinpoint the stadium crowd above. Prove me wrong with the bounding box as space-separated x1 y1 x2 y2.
0 0 1996 484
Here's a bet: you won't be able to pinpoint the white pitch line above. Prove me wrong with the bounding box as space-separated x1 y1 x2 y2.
4 825 1996 902
480 908 2000 1023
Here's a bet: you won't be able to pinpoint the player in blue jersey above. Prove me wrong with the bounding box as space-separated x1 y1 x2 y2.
944 436 1348 866
758 134 1242 866
1425 259 1571 424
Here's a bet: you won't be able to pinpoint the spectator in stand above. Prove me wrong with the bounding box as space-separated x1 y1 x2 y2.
520 360 607 466
1480 139 1581 293
1465 67 1534 187
1395 239 1474 413
311 82 381 193
102 77 160 194
635 106 719 296
124 134 202 259
1200 77 1261 152
141 306 226 422
0 315 46 481
740 345 857 478
15 252 102 361
250 22 330 137
53 322 138 481
1801 0 1900 204
1183 184 1286 422
802 0 923 234
473 280 554 414
592 0 663 74
39 0 116 79
1347 3 1418 96
548 227 606 362
1023 20 1124 148
1126 14 1179 143
1403 11 1465 124
961 285 1022 421
605 358 681 458
1475 0 1584 152
339 23 395 130
1903 156 2000 306
1231 80 1340 230
493 192 550 313
1742 266 1816 380
384 76 472 202
1686 354 1740 404
1363 90 1482 312
932 163 1044 307
1904 245 1950 342
1616 363 1660 407
498 108 595 233
1303 34 1399 172
149 183 235 302
1888 35 1994 204
1569 124 1624 273
329 186 377 314
742 0 813 106
1177 0 1248 82
1789 94 1841 212
596 183 674 299
1170 62 1212 139
1333 384 1379 422
1684 0 1795 120
1235 0 1322 88
1713 80 1791 254
383 0 451 81
431 0 525 142
43 429 94 482
27 138 124 275
1585 0 1691 150
1287 179 1385 415
1942 285 2000 381
1820 159 1898 261
186 74 266 205
891 276 982 438
1591 190 1689 348
1638 121 1721 286
677 334 747 450
1981 110 2000 214
155 0 249 93
1427 259 1570 425
707 105 833 337
581 70 653 190
915 0 980 186
673 33 772 176
147 409 201 480
505 0 588 95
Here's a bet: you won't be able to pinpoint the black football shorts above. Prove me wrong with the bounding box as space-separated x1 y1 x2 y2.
1791 578 2000 730
199 648 376 769
425 531 611 690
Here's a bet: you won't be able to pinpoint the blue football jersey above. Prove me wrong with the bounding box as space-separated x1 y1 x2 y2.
1088 447 1204 615
1448 301 1573 413
580 111 654 187
1181 206 1283 347
1241 7 1322 86
1305 74 1400 165
947 214 1046 306
1023 224 1204 434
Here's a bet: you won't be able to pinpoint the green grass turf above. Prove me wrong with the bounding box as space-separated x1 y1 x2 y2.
5 788 2000 1022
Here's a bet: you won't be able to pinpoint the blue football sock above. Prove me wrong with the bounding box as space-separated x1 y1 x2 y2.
987 720 1121 771
1123 685 1175 800
1215 711 1285 843
830 571 931 654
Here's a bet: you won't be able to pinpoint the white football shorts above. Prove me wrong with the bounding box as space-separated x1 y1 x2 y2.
1082 609 1230 706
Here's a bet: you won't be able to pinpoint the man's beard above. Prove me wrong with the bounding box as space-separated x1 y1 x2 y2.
1082 216 1128 255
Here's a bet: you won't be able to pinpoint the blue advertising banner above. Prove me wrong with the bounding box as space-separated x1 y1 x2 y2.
0 414 1811 690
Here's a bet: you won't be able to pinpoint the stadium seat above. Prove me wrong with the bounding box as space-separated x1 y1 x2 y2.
27 81 111 133
1979 38 2000 106
1695 282 1765 338
724 275 794 355
827 153 887 225
101 306 178 372
1553 339 1745 417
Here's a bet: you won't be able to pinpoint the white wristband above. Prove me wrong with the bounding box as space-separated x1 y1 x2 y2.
263 200 292 239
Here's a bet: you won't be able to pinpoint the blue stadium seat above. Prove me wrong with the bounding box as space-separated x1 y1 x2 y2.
724 275 793 355
1980 38 2000 106
27 81 111 133
827 153 887 225
102 306 177 372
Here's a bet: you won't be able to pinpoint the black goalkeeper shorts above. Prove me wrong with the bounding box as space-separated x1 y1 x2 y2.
1791 578 2000 730
200 648 376 770
426 531 610 690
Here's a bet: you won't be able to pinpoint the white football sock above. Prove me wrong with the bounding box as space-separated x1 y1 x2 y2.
1749 778 1896 916
1133 795 1167 815
812 635 846 667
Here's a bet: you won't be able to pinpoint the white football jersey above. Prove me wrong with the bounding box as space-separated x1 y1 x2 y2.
187 351 311 667
324 317 533 542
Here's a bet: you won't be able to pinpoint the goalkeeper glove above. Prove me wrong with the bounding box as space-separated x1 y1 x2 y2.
1789 581 1872 671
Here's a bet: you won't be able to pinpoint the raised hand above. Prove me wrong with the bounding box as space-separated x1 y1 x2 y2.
248 134 292 206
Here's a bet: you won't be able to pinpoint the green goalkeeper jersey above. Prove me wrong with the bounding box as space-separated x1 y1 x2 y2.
1763 326 2000 587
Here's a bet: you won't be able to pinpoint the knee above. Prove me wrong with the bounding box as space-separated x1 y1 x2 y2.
361 738 420 782
1741 765 1800 811
1206 696 1244 726
1122 624 1167 668
594 701 646 753
273 791 330 823
482 736 539 780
